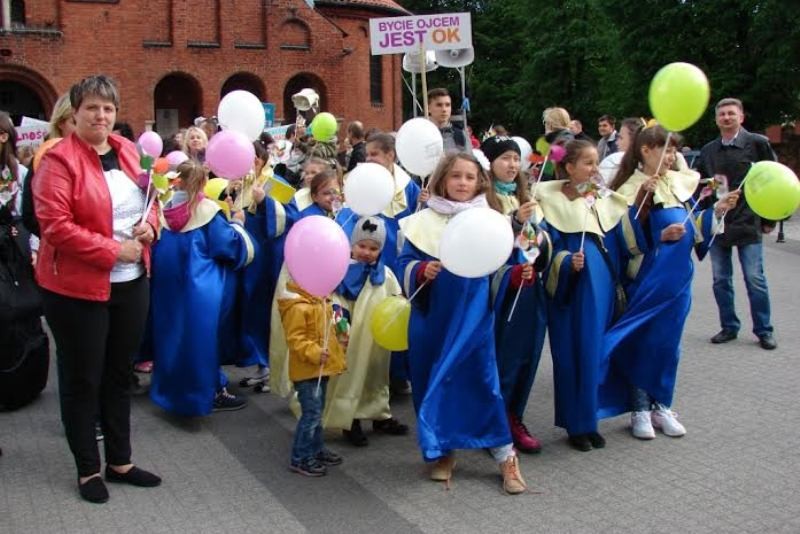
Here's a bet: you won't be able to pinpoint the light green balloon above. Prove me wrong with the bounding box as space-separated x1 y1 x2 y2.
744 161 800 220
310 112 338 141
649 62 710 132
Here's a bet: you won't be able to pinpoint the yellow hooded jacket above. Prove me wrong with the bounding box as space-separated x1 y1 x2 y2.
278 281 346 383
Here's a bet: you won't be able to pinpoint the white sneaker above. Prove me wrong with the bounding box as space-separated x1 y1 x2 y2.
631 411 656 440
651 406 686 437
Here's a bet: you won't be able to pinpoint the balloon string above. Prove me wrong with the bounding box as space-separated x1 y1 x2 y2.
139 180 156 226
635 132 672 219
579 206 592 252
315 300 329 398
707 174 748 248
408 279 429 303
682 195 703 226
529 155 549 199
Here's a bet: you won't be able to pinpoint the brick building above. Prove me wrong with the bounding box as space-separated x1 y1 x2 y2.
0 0 407 136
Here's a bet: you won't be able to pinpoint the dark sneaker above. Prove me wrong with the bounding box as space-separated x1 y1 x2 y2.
568 434 592 452
213 389 248 412
343 419 368 446
758 334 777 350
711 329 738 344
290 458 327 477
390 379 412 395
95 423 104 442
315 448 343 466
372 417 409 436
587 432 606 449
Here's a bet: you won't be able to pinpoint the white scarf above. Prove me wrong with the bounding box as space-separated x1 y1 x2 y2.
426 193 488 215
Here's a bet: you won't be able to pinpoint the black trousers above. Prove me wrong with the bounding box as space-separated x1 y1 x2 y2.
43 276 149 477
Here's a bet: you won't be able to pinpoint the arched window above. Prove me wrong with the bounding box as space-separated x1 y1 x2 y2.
10 0 25 27
369 55 383 105
280 19 311 50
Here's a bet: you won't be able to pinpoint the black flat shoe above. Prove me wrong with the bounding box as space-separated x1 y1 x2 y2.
711 329 737 344
373 417 409 436
568 434 592 452
343 420 368 447
79 476 109 504
105 466 162 487
587 432 606 449
758 334 777 350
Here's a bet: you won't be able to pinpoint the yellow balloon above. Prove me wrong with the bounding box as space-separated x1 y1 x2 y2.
743 161 800 220
204 177 231 219
152 173 169 193
649 62 710 132
370 296 411 351
535 136 550 155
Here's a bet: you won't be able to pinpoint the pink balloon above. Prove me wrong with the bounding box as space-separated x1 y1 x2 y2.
284 216 350 297
549 144 566 163
206 130 255 180
166 150 189 166
138 131 163 157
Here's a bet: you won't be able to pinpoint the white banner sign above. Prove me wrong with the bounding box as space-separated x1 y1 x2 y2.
15 125 50 148
369 12 472 55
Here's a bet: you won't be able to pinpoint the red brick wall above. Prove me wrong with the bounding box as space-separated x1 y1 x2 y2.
0 0 404 137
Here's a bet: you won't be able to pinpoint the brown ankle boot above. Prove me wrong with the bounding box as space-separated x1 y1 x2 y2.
500 454 527 495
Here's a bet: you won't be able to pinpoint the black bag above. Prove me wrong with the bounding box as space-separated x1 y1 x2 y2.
0 219 49 410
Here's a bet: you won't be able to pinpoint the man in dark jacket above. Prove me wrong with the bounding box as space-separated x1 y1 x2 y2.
345 121 366 173
427 88 468 153
697 98 777 350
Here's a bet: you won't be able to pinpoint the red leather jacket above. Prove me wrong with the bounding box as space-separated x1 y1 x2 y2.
33 133 158 302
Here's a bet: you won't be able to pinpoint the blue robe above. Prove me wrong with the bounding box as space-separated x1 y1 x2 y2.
150 206 255 416
398 230 510 461
602 206 715 410
492 242 551 418
235 197 298 368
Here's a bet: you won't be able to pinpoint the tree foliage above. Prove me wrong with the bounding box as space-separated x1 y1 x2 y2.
397 0 800 146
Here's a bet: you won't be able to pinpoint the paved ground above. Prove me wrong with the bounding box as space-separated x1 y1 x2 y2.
2 218 799 534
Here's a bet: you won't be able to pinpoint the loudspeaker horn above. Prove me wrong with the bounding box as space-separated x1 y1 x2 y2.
435 47 475 68
291 88 320 112
402 51 438 73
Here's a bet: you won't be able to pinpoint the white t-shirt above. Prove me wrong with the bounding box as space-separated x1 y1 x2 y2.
100 151 145 283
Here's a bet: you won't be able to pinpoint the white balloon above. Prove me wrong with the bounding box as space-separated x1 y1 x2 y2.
473 148 490 171
440 207 514 278
218 90 266 141
344 162 395 216
512 136 533 170
395 118 444 177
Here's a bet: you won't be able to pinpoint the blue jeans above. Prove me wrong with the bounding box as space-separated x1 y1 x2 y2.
710 242 773 336
291 378 328 465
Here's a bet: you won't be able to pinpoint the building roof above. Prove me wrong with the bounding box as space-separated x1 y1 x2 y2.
315 0 410 16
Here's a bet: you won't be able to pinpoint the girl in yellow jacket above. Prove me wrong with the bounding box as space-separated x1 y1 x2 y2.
278 281 346 477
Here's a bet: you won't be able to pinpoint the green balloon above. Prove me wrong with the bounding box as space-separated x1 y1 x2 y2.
310 112 338 141
140 155 154 170
743 161 800 220
649 62 710 132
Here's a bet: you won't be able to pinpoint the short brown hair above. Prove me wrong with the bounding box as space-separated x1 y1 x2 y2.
366 132 395 155
598 114 616 127
715 98 744 113
347 121 364 139
427 87 450 103
70 74 120 111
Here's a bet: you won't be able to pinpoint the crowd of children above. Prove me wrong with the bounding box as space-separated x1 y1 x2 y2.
4 88 741 498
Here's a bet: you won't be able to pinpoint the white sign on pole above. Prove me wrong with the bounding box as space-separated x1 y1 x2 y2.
369 12 472 55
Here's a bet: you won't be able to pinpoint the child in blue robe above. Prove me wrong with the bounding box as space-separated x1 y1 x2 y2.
537 140 646 452
603 124 739 440
481 135 552 454
149 160 255 416
398 151 527 496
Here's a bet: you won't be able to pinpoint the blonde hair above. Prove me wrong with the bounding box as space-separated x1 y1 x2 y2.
543 107 571 132
175 159 208 212
49 93 74 139
181 126 208 154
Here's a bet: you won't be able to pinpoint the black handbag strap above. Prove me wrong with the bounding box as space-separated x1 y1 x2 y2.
589 232 623 286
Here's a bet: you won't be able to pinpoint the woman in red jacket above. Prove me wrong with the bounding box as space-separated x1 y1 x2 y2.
34 75 161 504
